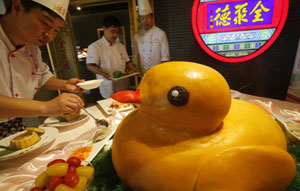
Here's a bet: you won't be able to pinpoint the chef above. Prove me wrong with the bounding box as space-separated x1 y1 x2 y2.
0 0 85 139
86 15 133 99
134 0 170 76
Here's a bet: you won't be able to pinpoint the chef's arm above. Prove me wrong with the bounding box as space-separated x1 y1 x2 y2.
160 32 170 62
0 94 46 118
86 63 112 80
43 77 85 93
0 93 84 118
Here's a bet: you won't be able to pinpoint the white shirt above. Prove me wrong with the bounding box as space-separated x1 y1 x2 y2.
0 24 53 123
86 37 130 98
134 25 170 74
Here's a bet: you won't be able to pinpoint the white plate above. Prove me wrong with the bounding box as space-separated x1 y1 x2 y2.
77 79 103 90
0 127 58 161
230 90 241 99
97 98 134 115
273 114 300 145
42 110 89 127
79 123 119 164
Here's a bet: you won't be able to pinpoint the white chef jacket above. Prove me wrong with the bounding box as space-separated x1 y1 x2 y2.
0 24 53 123
86 37 130 98
134 25 170 75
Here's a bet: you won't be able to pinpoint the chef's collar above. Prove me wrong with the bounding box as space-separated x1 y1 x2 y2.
0 24 18 52
102 36 116 46
142 25 155 35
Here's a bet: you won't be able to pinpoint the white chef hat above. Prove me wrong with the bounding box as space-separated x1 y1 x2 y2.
138 0 152 16
32 0 69 20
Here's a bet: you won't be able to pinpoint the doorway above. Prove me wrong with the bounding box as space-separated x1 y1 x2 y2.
69 1 133 104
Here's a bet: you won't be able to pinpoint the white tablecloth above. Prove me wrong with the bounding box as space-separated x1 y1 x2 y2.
0 95 299 190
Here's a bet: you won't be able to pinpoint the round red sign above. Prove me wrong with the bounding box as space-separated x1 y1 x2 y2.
192 0 289 63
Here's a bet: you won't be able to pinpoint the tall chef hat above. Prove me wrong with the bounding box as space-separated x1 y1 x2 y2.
138 0 152 16
32 0 69 20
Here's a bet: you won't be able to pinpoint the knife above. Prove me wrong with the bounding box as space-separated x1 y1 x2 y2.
0 145 19 151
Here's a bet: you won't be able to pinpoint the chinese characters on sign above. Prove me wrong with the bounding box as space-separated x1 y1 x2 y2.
208 0 274 30
58 37 70 70
192 0 288 62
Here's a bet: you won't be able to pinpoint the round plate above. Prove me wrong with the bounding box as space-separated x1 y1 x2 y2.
76 79 103 90
273 114 300 145
230 90 242 99
97 98 134 115
0 127 58 161
42 110 89 127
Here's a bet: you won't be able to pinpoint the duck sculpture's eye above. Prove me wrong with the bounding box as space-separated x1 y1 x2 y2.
167 86 189 107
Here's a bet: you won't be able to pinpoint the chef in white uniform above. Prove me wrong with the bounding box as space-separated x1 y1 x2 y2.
134 0 170 76
0 0 85 139
86 15 132 98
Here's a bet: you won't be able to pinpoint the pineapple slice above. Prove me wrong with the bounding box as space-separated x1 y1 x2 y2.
10 131 40 149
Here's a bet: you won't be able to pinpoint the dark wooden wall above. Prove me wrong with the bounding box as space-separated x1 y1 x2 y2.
154 0 300 100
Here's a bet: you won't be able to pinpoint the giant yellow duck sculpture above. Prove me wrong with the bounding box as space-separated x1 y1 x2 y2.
111 61 296 191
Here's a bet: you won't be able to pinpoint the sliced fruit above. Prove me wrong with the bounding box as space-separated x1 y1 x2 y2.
10 131 40 149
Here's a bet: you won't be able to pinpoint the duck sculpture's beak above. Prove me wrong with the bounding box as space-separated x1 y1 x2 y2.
110 89 141 103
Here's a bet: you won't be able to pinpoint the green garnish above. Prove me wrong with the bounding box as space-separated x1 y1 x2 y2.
55 116 68 122
286 144 300 190
87 150 130 191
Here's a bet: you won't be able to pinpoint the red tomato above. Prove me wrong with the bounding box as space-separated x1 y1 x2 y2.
67 166 77 174
66 157 81 167
46 176 64 191
63 173 79 187
30 187 43 191
47 159 66 167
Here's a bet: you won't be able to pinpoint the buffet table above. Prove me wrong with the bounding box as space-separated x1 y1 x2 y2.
0 93 299 190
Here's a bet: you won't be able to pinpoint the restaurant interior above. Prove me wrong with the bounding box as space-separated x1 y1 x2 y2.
1 0 298 104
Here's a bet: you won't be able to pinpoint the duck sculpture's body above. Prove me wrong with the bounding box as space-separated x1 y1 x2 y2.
111 62 296 191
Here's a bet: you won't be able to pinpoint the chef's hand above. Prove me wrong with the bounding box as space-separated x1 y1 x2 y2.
44 93 84 116
65 78 86 93
100 69 112 80
126 62 136 74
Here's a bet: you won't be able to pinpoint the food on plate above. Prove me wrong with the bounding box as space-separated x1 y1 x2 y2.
10 131 40 149
61 111 80 122
26 127 45 135
110 61 296 191
31 156 94 191
70 146 92 161
286 121 300 136
109 100 131 110
67 156 82 167
97 119 109 127
113 70 123 78
92 128 112 143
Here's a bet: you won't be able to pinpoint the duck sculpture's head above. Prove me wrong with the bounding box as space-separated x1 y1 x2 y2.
111 61 231 133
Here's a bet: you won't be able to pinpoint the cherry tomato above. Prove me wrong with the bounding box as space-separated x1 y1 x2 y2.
73 176 88 191
63 173 79 187
54 184 75 191
46 163 69 177
46 176 64 191
47 159 66 167
67 166 77 174
76 166 94 180
30 187 43 191
66 157 81 167
35 171 49 187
